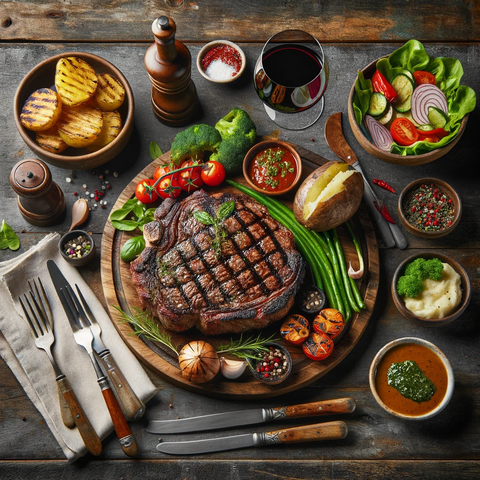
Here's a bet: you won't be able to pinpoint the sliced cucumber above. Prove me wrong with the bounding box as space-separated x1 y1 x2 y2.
368 92 388 117
428 106 449 129
377 103 394 125
399 69 415 83
391 73 414 112
417 123 434 132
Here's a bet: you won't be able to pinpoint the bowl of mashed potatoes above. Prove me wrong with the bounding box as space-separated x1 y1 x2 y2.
392 252 471 326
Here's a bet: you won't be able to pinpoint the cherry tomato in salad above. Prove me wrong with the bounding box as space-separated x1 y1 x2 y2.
156 174 181 199
312 308 345 340
135 179 159 204
413 70 436 86
201 161 226 187
179 159 204 193
390 118 419 146
302 332 334 361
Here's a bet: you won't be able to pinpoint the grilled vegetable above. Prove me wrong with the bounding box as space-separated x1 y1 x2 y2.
94 73 125 111
280 314 310 345
57 103 103 148
313 308 345 340
86 110 122 152
391 73 414 113
302 332 334 361
367 92 388 117
20 88 62 132
55 57 98 107
35 126 68 154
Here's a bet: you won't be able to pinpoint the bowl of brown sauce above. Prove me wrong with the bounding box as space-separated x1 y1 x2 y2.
369 337 454 420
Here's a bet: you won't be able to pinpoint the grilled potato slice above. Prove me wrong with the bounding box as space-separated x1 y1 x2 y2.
36 126 68 154
94 73 125 111
57 104 103 148
55 57 98 107
20 88 62 132
87 110 122 152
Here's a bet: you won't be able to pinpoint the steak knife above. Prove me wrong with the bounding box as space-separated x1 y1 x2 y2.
147 397 356 434
156 420 347 455
324 112 408 250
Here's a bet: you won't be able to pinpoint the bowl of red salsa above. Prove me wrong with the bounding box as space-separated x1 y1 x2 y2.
243 140 302 196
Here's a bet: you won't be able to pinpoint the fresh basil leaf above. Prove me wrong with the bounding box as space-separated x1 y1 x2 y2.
120 236 145 262
133 202 145 219
110 198 139 221
216 200 235 221
145 208 157 216
111 219 140 231
149 141 163 160
0 233 8 249
0 220 20 251
193 210 215 225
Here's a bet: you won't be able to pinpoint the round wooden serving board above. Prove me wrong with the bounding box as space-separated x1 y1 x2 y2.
101 145 379 399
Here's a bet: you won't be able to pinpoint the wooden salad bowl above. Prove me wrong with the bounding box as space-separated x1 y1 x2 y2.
347 56 469 166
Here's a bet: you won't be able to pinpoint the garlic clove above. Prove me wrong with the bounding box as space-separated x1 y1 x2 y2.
348 261 364 280
220 357 247 379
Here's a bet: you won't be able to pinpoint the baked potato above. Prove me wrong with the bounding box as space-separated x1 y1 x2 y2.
293 161 364 231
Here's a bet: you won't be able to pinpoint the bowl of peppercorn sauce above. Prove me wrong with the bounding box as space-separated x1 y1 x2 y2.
398 178 461 238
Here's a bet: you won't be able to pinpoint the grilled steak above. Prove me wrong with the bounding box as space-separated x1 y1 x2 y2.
130 190 305 335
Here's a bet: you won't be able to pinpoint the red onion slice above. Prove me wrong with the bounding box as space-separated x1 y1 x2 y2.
411 83 448 125
365 115 394 152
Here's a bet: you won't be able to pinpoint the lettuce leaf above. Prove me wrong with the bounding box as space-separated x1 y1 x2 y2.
352 40 476 155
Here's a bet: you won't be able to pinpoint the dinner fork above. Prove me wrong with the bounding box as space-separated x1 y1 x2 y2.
19 279 102 456
75 284 145 421
60 284 137 457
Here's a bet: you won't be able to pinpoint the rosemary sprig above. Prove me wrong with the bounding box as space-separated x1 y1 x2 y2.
113 305 179 355
216 332 278 360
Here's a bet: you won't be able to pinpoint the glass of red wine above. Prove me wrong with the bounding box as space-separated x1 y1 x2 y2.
254 30 329 130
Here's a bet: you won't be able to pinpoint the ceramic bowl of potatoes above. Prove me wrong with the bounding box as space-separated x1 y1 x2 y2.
14 52 134 170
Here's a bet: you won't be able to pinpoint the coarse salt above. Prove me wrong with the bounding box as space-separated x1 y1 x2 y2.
205 59 236 81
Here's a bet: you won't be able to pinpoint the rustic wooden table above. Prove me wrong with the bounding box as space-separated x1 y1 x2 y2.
1 1 479 478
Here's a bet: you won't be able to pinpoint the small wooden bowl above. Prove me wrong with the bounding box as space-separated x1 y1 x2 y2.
196 40 246 84
59 230 96 267
397 178 461 239
14 51 134 170
392 252 471 327
242 140 302 196
247 342 293 386
347 56 468 166
369 337 454 420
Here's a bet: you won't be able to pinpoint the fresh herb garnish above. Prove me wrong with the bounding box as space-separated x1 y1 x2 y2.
110 198 156 232
387 360 436 403
0 220 20 251
120 236 145 262
149 141 163 160
216 332 278 360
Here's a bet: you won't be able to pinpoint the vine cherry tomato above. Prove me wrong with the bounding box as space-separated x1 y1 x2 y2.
302 332 334 361
135 179 159 204
312 308 345 340
413 70 436 86
179 159 204 193
156 172 181 199
201 161 226 187
153 163 174 183
390 118 419 146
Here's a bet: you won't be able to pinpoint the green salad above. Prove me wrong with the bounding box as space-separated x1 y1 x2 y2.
353 40 476 156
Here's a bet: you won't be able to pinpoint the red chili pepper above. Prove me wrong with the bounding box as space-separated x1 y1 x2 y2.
372 70 398 103
372 178 395 193
374 200 395 224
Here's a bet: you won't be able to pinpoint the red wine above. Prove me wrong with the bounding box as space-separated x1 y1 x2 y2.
262 44 322 87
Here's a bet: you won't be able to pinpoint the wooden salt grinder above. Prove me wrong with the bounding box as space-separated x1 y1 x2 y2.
10 158 66 227
144 15 200 126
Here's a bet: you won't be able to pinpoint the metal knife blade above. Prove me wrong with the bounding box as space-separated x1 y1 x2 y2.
156 421 348 455
47 260 78 324
147 398 356 434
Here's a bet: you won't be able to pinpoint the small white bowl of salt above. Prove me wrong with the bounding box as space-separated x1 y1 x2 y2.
197 40 246 84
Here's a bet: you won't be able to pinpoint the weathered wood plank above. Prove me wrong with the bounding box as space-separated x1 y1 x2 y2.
1 0 479 43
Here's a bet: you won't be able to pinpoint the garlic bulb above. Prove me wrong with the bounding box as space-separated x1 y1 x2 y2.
220 357 247 379
178 341 220 384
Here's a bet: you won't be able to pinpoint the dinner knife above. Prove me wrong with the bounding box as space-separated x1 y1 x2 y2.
147 397 356 434
324 112 408 250
156 420 347 455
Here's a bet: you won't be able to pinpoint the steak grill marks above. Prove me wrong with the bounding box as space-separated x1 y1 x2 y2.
157 202 293 311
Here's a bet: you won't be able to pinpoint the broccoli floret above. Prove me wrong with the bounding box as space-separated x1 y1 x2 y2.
397 258 444 298
171 124 221 165
210 108 256 176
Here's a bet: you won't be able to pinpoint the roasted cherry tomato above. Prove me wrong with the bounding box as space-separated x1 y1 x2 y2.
179 159 204 193
313 308 345 340
201 160 226 187
413 70 436 86
302 332 334 361
280 314 310 345
390 117 419 146
156 173 181 199
135 179 159 204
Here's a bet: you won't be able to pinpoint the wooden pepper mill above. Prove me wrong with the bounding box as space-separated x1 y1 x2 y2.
10 158 66 227
144 15 200 126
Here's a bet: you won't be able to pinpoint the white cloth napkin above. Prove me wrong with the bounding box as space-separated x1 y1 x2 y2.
0 233 157 462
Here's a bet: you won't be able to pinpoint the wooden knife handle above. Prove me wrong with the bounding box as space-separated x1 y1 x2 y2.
279 397 356 418
99 352 146 421
57 377 102 456
101 385 138 457
56 376 75 428
262 421 348 445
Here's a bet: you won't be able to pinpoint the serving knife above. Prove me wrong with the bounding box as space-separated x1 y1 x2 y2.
324 112 408 250
147 397 356 434
156 420 347 455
